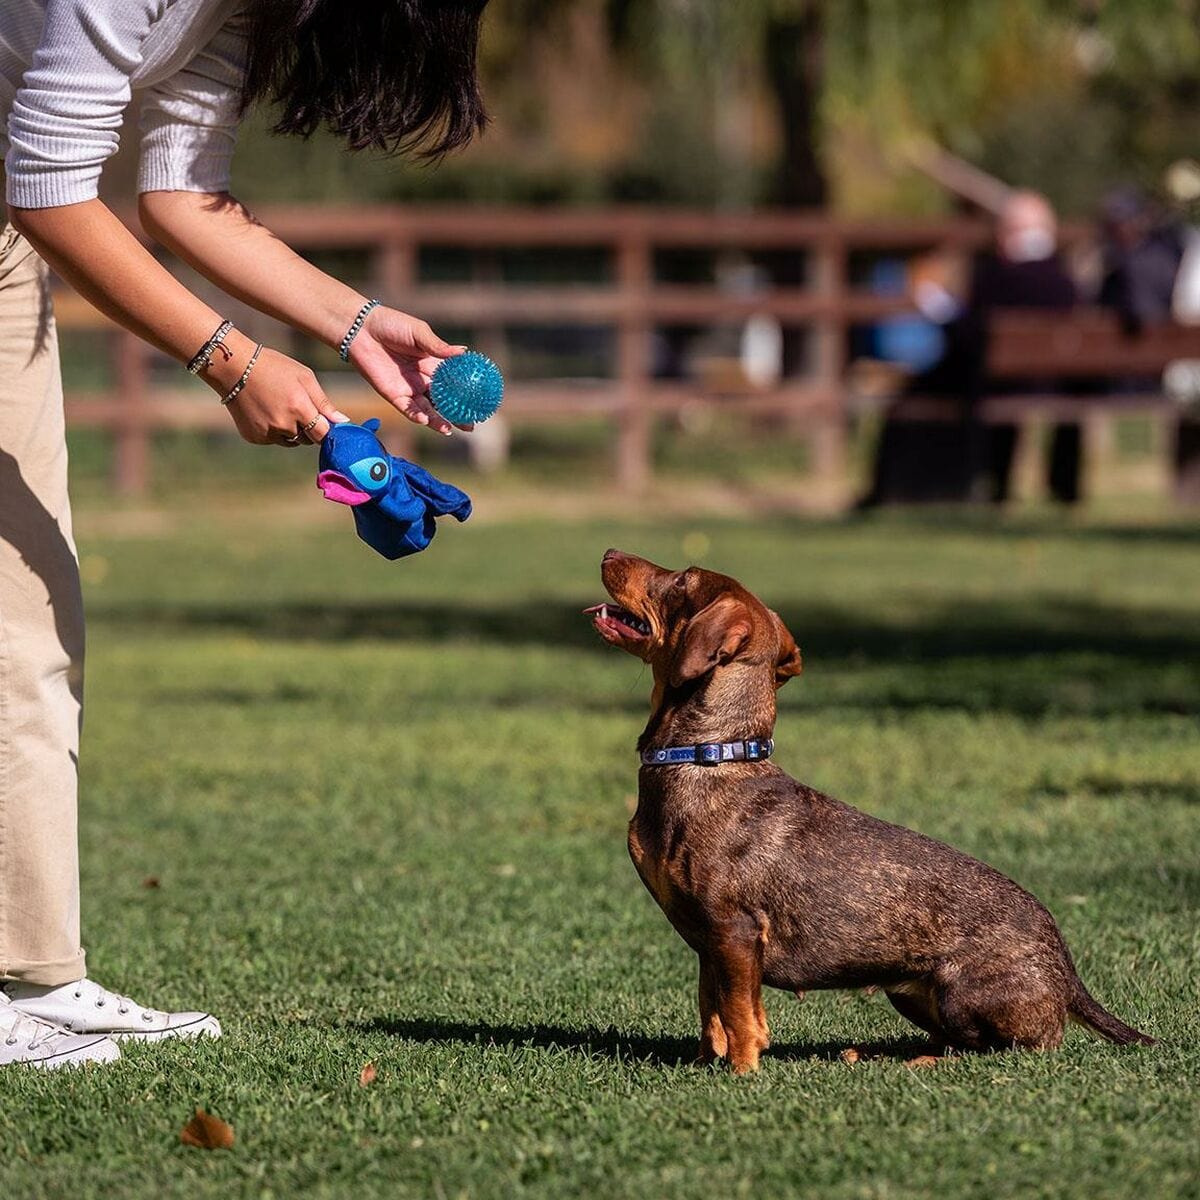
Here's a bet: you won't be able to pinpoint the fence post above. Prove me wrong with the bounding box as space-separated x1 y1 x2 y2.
380 236 416 300
470 246 512 473
615 231 653 491
809 228 848 484
113 329 150 495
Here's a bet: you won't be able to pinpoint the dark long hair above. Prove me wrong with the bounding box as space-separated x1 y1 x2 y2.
243 0 489 159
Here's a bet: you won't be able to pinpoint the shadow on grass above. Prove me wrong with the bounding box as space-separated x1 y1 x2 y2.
835 510 1200 547
92 595 1200 719
1038 777 1200 804
89 595 1200 664
353 1016 931 1067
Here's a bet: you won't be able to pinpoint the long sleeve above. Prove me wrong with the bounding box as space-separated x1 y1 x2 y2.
4 0 246 209
136 11 246 195
6 0 160 207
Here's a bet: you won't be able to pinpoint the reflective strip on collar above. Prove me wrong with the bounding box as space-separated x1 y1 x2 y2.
640 738 774 767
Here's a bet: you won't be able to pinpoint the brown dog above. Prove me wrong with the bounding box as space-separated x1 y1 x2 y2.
588 549 1153 1073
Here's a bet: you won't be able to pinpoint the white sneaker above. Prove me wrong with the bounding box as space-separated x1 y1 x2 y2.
4 979 222 1042
0 993 120 1069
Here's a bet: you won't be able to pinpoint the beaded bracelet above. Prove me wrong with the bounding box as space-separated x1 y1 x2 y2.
187 319 234 375
220 343 263 407
338 299 380 362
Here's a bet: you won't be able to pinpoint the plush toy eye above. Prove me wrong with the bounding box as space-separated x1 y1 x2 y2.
348 456 390 490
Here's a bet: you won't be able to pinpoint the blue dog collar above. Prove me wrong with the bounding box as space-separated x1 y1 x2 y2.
640 738 774 768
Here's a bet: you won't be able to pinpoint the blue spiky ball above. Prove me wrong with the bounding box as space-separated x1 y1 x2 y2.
429 351 504 424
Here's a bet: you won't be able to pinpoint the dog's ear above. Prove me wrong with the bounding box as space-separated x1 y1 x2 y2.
670 596 753 687
770 610 803 687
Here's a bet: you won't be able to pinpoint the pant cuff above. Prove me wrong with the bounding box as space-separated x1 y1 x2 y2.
1 948 86 986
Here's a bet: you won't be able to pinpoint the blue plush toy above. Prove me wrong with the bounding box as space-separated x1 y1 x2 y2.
429 351 504 425
316 418 471 560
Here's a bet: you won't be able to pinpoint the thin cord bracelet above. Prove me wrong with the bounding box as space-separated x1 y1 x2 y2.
339 299 380 362
187 319 234 375
220 343 263 407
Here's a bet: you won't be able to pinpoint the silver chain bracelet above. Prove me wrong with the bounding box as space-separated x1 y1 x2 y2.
338 299 380 362
220 343 263 406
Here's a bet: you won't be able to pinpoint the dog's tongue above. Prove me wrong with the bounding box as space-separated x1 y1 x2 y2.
317 470 371 506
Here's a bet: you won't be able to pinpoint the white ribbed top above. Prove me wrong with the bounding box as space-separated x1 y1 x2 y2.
0 0 247 208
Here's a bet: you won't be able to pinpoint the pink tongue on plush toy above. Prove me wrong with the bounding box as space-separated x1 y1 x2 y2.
317 470 371 506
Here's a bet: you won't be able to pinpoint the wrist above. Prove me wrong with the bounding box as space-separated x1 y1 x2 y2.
326 292 373 352
337 298 381 363
199 328 258 394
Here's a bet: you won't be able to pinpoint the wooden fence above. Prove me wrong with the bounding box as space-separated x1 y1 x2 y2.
57 206 1080 494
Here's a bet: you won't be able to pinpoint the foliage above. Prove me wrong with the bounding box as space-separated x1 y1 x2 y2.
1 500 1197 1197
221 0 1200 214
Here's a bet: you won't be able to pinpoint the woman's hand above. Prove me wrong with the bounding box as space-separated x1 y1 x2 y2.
204 335 348 446
347 305 470 435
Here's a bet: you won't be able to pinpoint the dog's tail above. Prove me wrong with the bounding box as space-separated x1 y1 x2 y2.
1068 978 1155 1046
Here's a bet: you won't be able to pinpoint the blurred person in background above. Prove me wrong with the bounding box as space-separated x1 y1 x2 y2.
0 0 488 1069
1165 161 1200 326
1097 186 1186 331
861 190 1078 506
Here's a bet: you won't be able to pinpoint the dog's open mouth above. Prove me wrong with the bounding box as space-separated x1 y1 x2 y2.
584 602 651 644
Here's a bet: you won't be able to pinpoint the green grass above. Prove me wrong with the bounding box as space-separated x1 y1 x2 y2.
3 503 1198 1199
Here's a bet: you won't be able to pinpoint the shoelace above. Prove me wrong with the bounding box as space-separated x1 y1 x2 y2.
1 1004 66 1051
72 980 160 1021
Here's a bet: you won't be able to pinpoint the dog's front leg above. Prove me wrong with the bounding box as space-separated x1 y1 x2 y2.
711 936 770 1074
697 955 728 1065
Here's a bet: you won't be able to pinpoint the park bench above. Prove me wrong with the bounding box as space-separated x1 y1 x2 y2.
888 310 1200 503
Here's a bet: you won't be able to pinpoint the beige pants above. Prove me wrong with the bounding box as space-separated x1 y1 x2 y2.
0 225 86 985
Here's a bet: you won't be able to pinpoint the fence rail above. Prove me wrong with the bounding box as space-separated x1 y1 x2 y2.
57 205 1075 494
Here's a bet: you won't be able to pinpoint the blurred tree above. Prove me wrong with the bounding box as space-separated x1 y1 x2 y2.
220 0 1200 215
491 0 1200 210
825 0 1200 213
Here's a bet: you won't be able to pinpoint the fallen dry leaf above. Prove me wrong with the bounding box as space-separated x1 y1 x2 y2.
180 1109 235 1150
904 1055 941 1069
840 1048 860 1064
359 1062 377 1087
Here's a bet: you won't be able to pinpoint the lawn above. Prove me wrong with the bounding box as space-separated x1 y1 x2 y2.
3 493 1198 1199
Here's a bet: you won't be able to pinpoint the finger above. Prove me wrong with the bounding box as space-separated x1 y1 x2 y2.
392 391 453 436
354 343 448 431
300 381 349 442
412 322 461 360
300 413 331 443
305 393 343 443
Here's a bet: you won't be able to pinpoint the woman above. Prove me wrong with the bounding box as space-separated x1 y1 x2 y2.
0 0 488 1068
